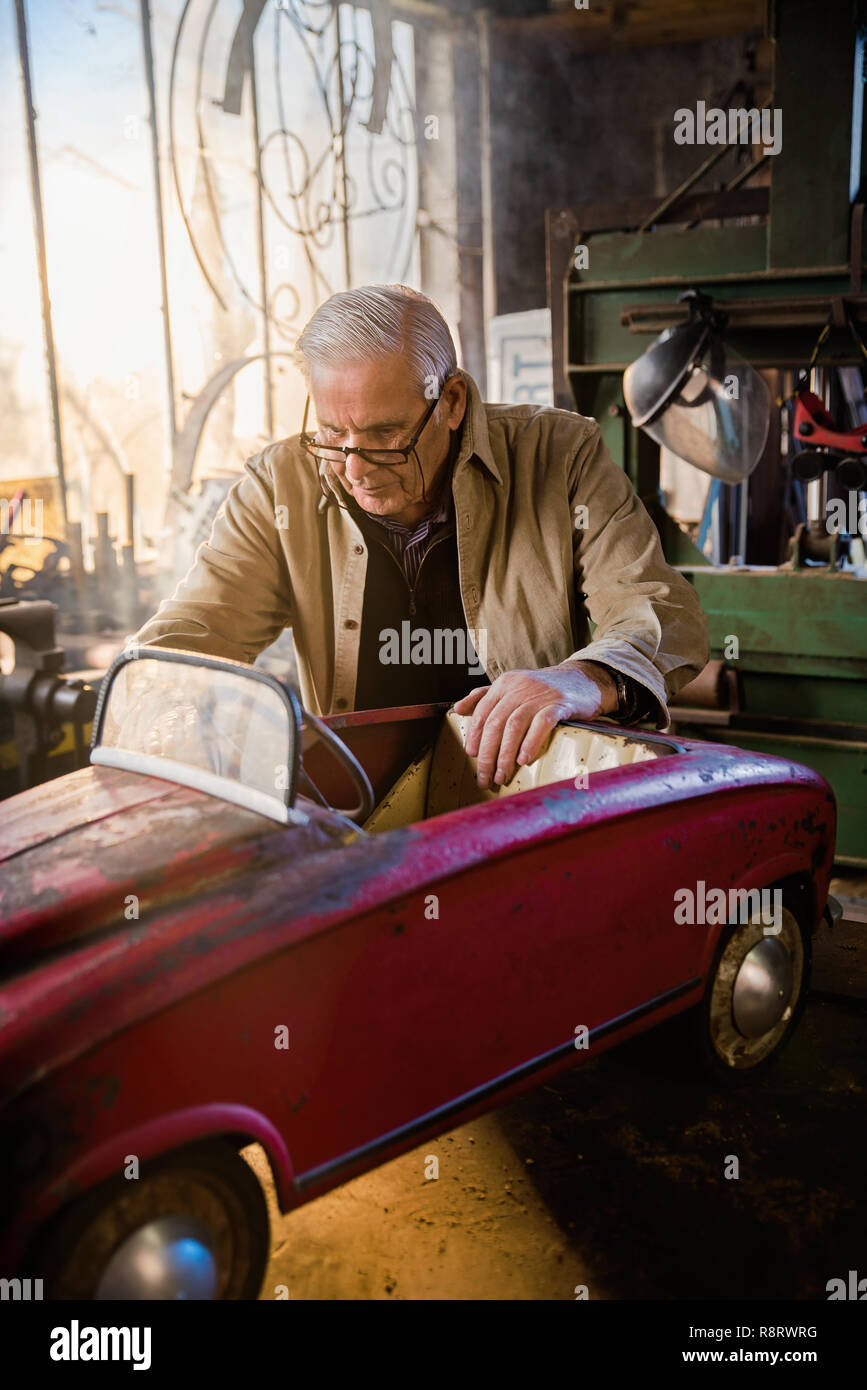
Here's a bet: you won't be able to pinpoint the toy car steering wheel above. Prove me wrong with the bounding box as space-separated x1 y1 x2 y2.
297 708 375 826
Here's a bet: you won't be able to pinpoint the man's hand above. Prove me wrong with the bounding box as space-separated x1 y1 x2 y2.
452 660 619 790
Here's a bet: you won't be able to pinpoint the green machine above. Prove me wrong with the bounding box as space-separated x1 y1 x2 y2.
547 1 867 864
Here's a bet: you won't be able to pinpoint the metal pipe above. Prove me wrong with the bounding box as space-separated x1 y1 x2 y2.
65 519 87 614
139 0 178 455
334 4 352 288
14 0 68 525
125 472 136 552
477 8 497 336
246 7 273 438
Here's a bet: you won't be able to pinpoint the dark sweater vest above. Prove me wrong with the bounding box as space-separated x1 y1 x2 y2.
350 508 489 711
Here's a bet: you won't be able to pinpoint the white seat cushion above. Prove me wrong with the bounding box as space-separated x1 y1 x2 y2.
426 710 663 816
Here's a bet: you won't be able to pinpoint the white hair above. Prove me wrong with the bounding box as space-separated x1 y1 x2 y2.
294 284 458 398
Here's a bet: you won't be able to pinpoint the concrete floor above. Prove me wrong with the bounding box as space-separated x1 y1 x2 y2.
247 877 866 1301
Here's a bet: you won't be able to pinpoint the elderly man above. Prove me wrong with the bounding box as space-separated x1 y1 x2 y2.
133 284 708 791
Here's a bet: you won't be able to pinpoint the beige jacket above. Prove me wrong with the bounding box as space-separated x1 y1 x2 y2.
133 369 709 724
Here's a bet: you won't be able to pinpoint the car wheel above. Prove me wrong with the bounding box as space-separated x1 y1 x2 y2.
25 1140 269 1300
697 897 811 1083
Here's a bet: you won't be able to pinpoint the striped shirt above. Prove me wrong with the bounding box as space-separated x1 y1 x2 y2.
355 488 453 588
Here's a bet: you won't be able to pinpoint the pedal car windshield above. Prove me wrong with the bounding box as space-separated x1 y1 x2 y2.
90 647 304 824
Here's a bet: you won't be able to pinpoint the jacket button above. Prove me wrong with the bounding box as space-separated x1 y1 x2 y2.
344 619 358 629
353 544 364 555
335 697 348 709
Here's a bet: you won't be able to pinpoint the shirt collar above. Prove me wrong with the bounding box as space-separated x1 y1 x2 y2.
372 486 451 535
344 479 452 535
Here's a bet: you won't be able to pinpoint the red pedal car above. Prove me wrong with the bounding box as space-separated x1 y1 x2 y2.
0 646 836 1299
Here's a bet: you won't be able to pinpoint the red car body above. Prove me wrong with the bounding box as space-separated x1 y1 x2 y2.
0 700 836 1280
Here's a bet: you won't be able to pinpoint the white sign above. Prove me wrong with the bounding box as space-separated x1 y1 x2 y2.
486 309 554 406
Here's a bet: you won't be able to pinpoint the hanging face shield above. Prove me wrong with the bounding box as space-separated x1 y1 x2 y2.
622 289 771 484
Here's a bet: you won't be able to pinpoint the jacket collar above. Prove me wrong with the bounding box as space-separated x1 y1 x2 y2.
314 366 501 513
452 368 503 485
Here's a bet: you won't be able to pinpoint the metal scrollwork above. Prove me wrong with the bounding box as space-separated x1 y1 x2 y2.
168 0 419 346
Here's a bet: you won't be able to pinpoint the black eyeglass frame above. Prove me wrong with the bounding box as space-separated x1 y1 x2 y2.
299 391 442 469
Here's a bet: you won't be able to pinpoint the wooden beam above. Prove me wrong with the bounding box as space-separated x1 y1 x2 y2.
549 186 770 238
496 0 766 48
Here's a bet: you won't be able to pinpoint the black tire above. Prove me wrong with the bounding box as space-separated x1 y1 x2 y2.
693 890 812 1085
24 1139 269 1300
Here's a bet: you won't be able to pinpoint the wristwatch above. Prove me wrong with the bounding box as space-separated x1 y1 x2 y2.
607 668 642 723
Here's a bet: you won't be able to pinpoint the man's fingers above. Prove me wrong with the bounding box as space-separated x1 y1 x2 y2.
474 694 536 789
463 683 509 758
474 707 515 788
452 685 489 717
454 673 573 788
492 706 537 786
518 705 563 766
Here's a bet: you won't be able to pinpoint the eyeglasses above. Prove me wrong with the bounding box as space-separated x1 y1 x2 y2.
300 392 441 468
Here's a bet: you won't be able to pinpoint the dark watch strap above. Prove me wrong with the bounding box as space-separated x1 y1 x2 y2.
603 667 643 723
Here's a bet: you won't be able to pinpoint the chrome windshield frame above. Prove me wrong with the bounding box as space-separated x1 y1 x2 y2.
90 645 305 824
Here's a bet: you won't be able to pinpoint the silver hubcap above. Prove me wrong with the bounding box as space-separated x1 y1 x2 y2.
95 1215 219 1300
708 904 804 1069
732 937 794 1038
